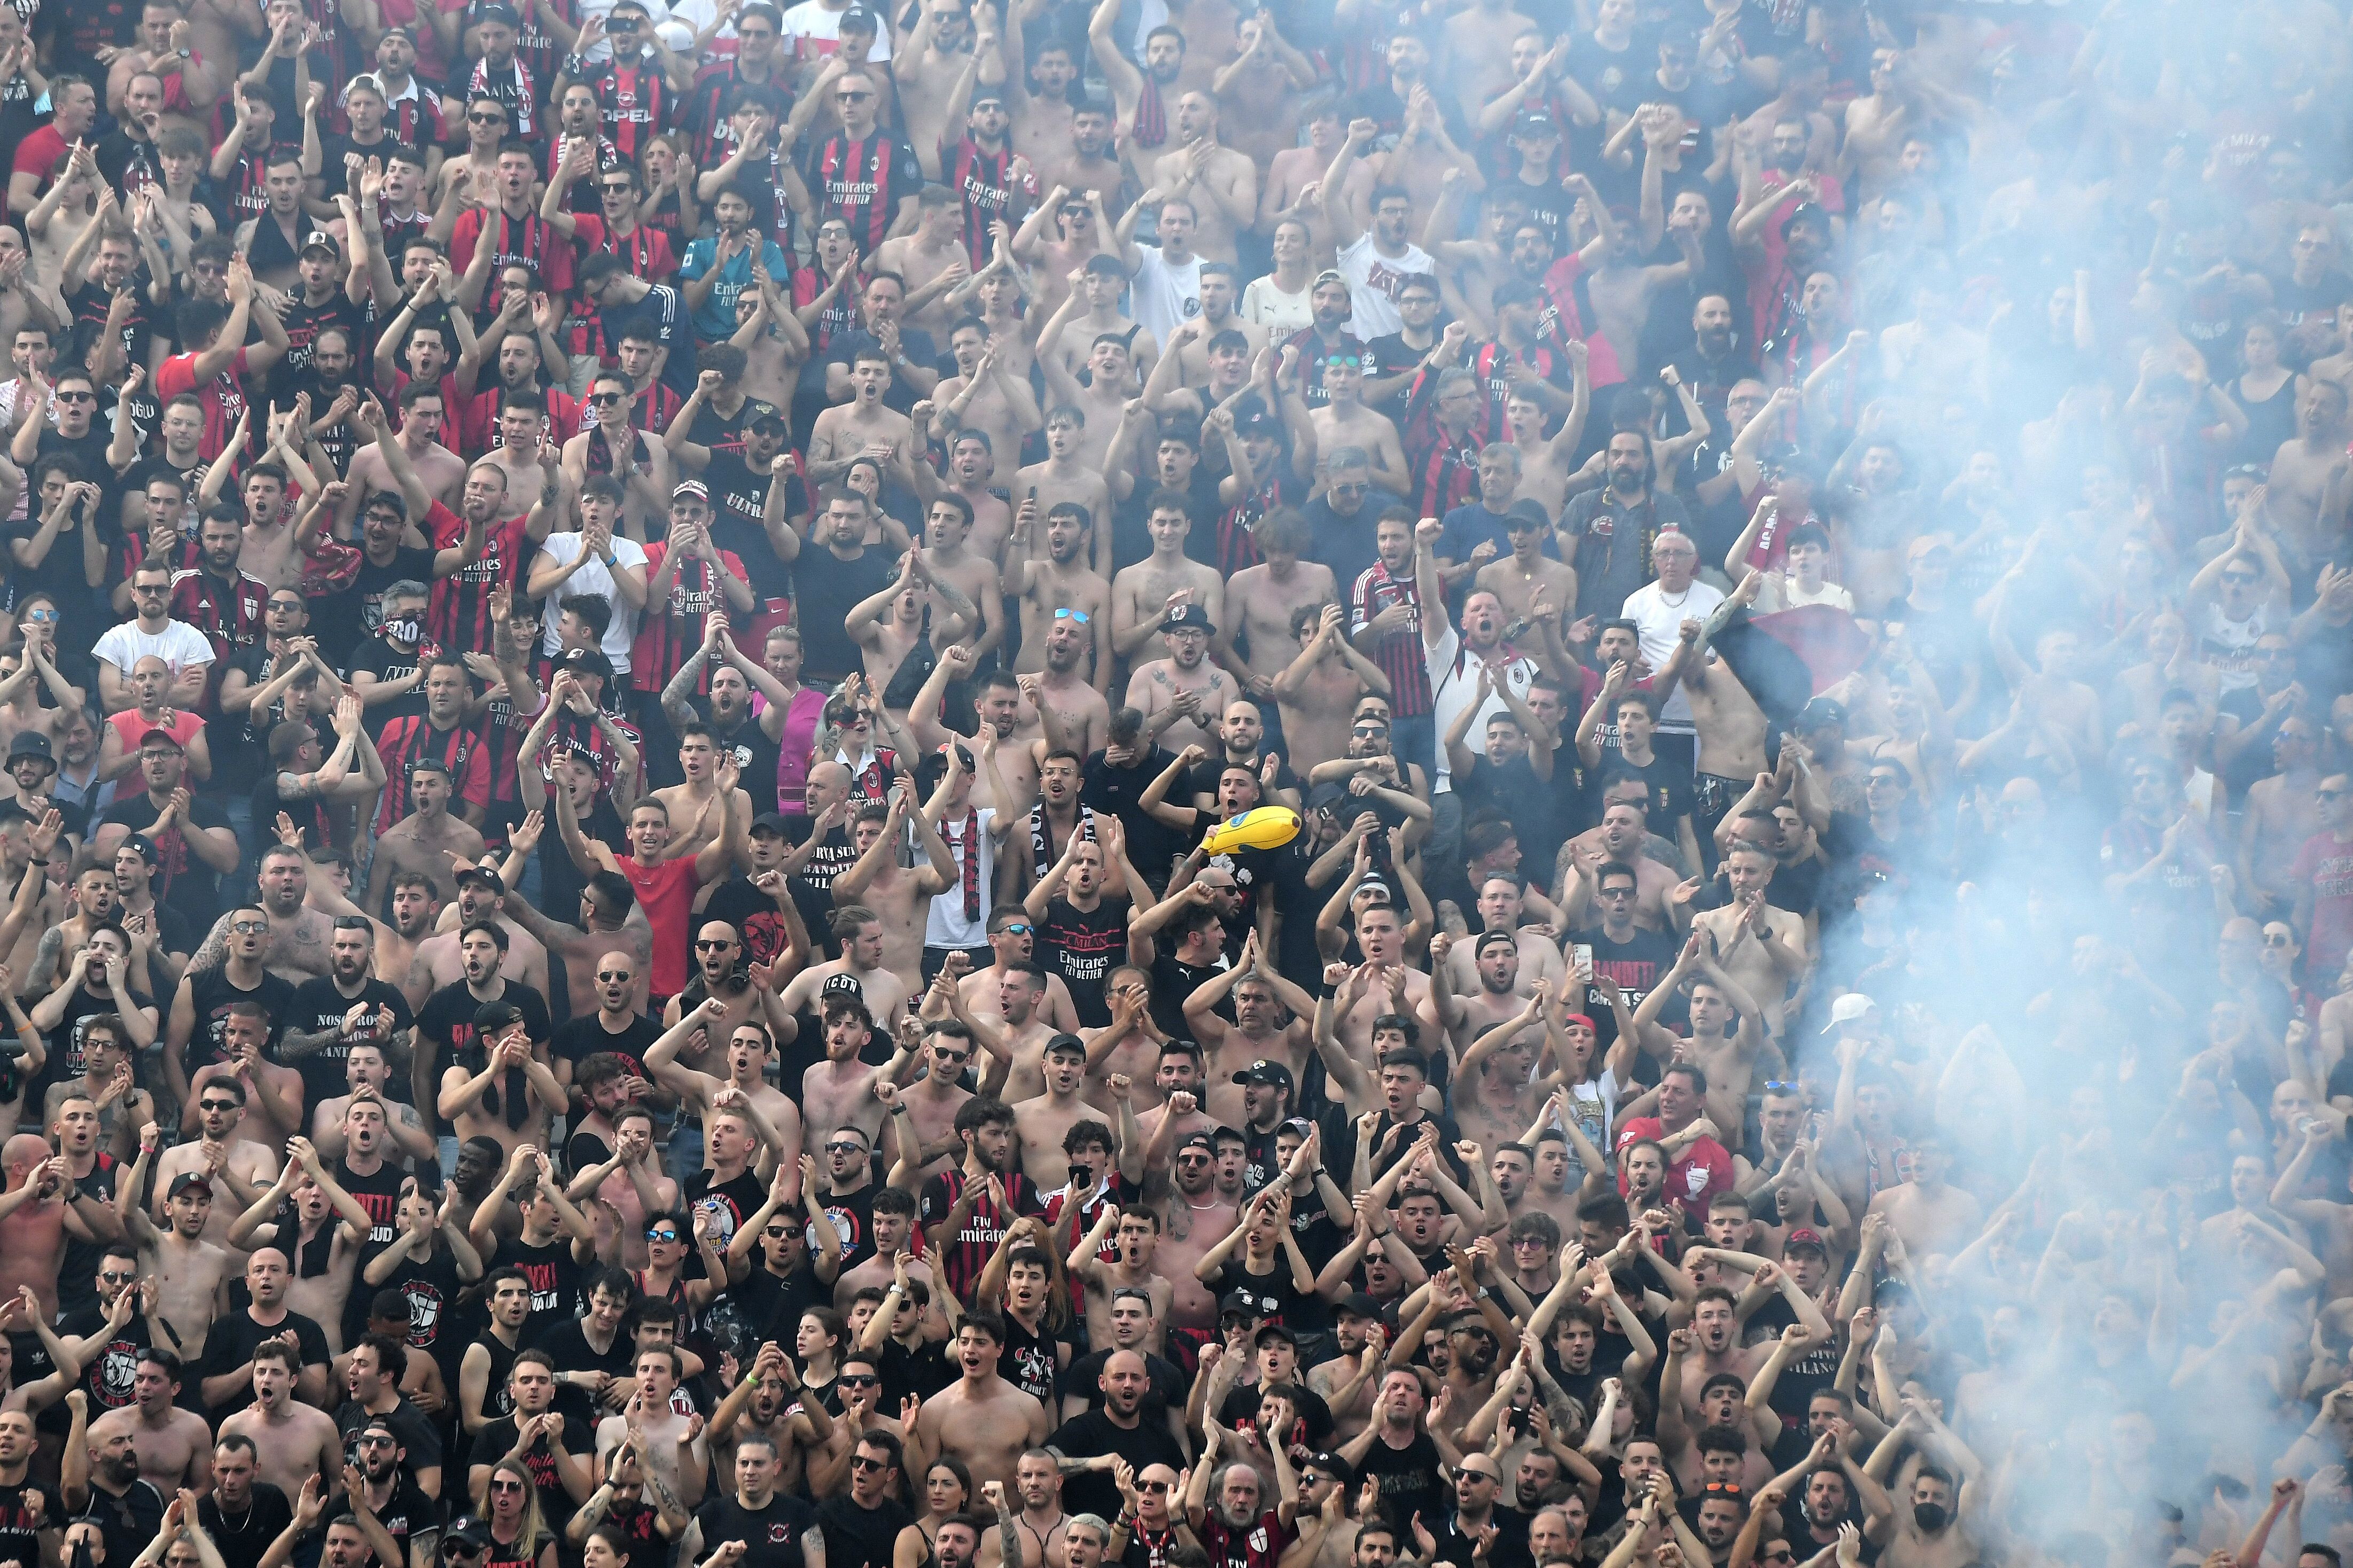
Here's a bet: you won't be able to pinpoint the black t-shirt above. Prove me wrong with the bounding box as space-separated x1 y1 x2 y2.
1570 924 1678 1061
789 547 892 680
379 1243 472 1385
471 1410 596 1522
1148 950 1225 1042
200 1308 333 1416
320 1473 438 1568
320 547 439 664
346 633 430 731
1038 897 1123 1028
333 1395 444 1477
70 1477 163 1568
695 1492 821 1568
286 975 415 1111
1356 1429 1444 1527
1000 1312 1065 1407
533 1315 637 1425
870 1334 958 1409
814 1494 915 1568
1060 1347 1186 1417
200 1480 296 1568
177 964 302 1081
487 1233 589 1347
1216 1378 1333 1449
1080 747 1182 891
1210 1259 1310 1333
57 1297 146 1413
701 875 793 969
1046 1410 1186 1520
98 793 237 930
416 979 554 1131
550 1012 663 1083
0 1481 60 1568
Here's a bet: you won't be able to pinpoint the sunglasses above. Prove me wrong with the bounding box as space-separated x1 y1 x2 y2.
360 1434 398 1448
199 1099 239 1112
24 609 54 622
997 923 1032 937
1054 608 1090 623
230 919 268 933
839 1373 879 1387
596 970 633 981
852 1455 890 1472
468 110 507 123
133 583 168 595
694 939 735 951
824 1140 868 1154
99 1270 134 1283
54 390 94 403
646 1229 681 1243
589 391 625 405
488 1480 525 1494
837 89 874 101
1762 1080 1798 1093
765 1226 799 1239
1140 1481 1171 1493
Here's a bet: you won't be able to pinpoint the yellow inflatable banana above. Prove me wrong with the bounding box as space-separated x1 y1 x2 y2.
1200 806 1303 856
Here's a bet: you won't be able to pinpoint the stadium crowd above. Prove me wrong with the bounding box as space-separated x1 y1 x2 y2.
0 0 2320 1565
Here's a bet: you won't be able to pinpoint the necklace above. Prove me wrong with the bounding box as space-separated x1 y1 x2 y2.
1658 585 1691 608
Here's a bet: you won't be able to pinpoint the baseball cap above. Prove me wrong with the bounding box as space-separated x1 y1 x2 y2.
1505 497 1550 531
301 230 342 259
1906 532 1954 563
1303 1452 1355 1489
473 1000 526 1035
1312 268 1348 291
1475 929 1518 956
751 812 791 837
1797 697 1846 731
559 646 615 682
821 973 866 1000
1783 1227 1829 1255
119 833 161 867
1253 1321 1298 1346
1163 603 1217 636
138 727 185 752
475 3 521 26
1219 1288 1276 1321
839 4 878 28
1233 1059 1294 1089
1821 993 1877 1032
1335 1292 1381 1321
749 411 790 435
1514 108 1557 135
1178 1130 1217 1155
445 1519 493 1552
971 87 1007 108
167 1172 211 1199
455 864 507 896
1044 1032 1088 1060
672 479 710 502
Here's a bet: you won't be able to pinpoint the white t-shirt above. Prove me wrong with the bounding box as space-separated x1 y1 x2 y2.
1754 574 1855 614
925 806 997 949
780 0 893 63
92 620 215 680
1128 244 1203 349
535 533 652 673
1622 579 1725 734
1242 275 1314 338
1424 624 1537 796
1337 232 1436 339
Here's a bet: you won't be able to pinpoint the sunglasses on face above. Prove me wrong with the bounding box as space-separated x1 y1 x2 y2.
646 1229 681 1243
1140 1480 1171 1493
695 939 735 952
824 1140 868 1154
54 390 93 403
230 919 268 934
99 1270 134 1283
765 1226 800 1239
852 1455 889 1472
837 89 874 102
931 1047 970 1063
596 971 633 982
199 1099 239 1112
997 923 1032 937
488 1480 525 1494
468 111 506 123
839 1373 879 1387
590 391 624 405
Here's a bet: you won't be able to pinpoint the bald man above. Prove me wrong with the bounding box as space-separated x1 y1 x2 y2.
197 1247 333 1414
0 1133 74 1316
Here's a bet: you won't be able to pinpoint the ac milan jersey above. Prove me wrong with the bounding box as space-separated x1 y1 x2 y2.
564 213 677 282
801 131 923 252
583 59 668 159
166 566 267 704
631 543 748 694
153 346 252 462
944 136 1029 268
424 501 529 654
372 715 490 833
916 1167 1045 1302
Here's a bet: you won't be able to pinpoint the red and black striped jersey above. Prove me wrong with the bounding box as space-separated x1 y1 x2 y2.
630 542 749 694
944 136 1031 269
790 264 860 357
372 714 490 833
916 1167 1046 1302
450 206 574 313
478 681 541 807
1347 560 1432 716
551 704 642 790
564 213 678 283
680 61 795 168
1467 337 1570 444
1217 471 1302 579
802 131 924 253
1401 370 1485 518
581 59 669 161
424 501 530 655
167 566 268 707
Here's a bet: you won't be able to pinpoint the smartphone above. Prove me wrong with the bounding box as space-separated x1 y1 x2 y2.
1573 943 1595 976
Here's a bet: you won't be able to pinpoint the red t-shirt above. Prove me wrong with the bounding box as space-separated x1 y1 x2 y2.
11 125 67 189
153 346 252 462
619 853 701 997
2294 830 2353 981
1614 1114 1733 1221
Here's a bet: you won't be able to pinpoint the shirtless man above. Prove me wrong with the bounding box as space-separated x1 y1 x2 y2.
189 844 336 985
777 910 915 1036
400 867 549 1018
1472 504 1577 631
958 920 1082 1044
1687 846 1809 1042
1144 1124 1233 1343
89 1346 214 1491
885 1027 974 1184
1124 605 1235 754
490 822 657 1025
926 354 1037 534
1010 1035 1100 1188
2243 716 2325 917
1015 416 1116 583
340 383 466 529
1272 605 1384 776
1009 505 1113 692
223 1136 376 1352
801 992 907 1171
806 349 917 488
1146 96 1257 266
371 765 490 939
2269 380 2349 571
910 1316 1051 1494
159 1052 289 1224
1860 1133 1981 1260
650 729 755 869
646 1002 807 1177
1308 357 1409 494
1505 386 1586 522
1224 513 1336 714
116 1125 234 1358
215 1339 345 1498
831 791 958 983
309 1048 437 1168
875 190 975 340
1039 258 1156 396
